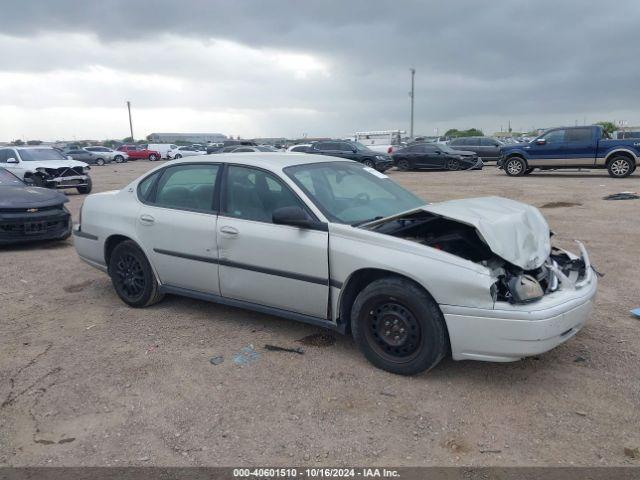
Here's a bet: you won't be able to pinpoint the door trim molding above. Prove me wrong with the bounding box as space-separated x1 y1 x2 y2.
153 248 337 287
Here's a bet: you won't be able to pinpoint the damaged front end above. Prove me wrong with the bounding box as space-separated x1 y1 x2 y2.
362 197 594 306
32 166 90 189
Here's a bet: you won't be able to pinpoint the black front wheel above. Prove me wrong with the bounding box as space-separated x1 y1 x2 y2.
109 240 164 308
396 159 411 171
77 177 92 194
362 159 375 168
351 277 447 375
447 158 461 171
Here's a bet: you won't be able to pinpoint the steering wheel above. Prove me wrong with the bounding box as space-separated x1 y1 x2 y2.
354 192 371 204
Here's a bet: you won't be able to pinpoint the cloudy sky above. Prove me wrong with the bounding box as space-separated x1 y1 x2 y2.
2 0 639 141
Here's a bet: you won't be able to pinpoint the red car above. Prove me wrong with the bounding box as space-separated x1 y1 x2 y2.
117 145 161 161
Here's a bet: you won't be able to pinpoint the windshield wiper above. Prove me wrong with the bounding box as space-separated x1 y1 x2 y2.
352 216 384 227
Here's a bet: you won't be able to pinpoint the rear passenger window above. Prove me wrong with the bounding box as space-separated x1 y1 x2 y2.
137 171 160 202
566 128 592 142
152 164 219 212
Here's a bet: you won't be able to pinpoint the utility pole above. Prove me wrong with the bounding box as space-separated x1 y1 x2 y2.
409 68 415 139
126 101 134 141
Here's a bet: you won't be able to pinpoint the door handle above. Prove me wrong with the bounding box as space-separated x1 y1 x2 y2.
220 225 239 236
139 214 155 225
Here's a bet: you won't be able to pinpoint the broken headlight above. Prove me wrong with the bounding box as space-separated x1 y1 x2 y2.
507 274 544 303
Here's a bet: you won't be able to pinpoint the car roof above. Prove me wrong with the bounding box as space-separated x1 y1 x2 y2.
166 152 353 171
4 146 57 150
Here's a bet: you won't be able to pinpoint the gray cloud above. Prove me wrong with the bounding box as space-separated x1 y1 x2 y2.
1 0 639 139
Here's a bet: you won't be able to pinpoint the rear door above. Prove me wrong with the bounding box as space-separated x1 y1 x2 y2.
135 163 221 294
417 144 444 168
564 127 597 166
216 164 329 318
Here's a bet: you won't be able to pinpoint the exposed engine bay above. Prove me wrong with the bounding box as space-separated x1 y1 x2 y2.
366 210 591 304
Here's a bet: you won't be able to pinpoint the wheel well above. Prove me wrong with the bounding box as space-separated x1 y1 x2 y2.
104 234 132 267
606 151 635 165
505 153 526 162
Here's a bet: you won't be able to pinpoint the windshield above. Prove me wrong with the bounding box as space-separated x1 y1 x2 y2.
0 168 24 186
257 146 277 152
285 162 425 225
18 148 68 161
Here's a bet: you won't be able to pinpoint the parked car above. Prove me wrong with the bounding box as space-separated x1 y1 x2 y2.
66 148 112 166
309 141 393 171
84 146 128 163
73 155 596 375
230 146 278 153
117 145 161 161
448 136 503 162
206 143 225 154
0 168 72 245
167 146 208 159
498 125 640 178
392 143 483 171
287 144 313 153
0 146 92 193
148 144 179 159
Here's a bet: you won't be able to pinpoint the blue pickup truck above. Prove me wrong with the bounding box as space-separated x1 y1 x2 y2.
498 125 640 178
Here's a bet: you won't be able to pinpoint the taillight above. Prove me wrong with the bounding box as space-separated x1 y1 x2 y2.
388 146 393 154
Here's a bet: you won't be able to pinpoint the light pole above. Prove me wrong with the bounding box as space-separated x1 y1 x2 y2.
126 101 134 141
409 68 415 139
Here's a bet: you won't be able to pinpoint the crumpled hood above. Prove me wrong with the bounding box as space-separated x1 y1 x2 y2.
0 186 68 208
421 196 550 270
20 160 88 171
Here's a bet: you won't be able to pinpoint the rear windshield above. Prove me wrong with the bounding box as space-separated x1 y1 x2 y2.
18 148 68 161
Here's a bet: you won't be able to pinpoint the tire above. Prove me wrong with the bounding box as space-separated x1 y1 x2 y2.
363 159 375 168
447 158 460 171
351 277 447 375
96 158 105 166
108 240 164 308
607 155 634 178
148 154 158 161
396 159 411 171
523 167 534 175
174 154 182 159
77 176 92 194
504 157 527 176
114 155 124 163
31 175 46 188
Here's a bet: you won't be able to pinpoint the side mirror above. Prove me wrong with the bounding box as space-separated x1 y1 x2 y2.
352 147 358 153
6 157 18 164
273 206 312 228
535 138 546 145
273 206 327 231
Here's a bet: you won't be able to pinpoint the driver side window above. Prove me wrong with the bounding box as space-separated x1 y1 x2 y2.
542 129 566 143
224 166 307 223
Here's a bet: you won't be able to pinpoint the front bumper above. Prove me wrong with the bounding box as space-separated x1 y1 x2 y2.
0 209 71 245
44 175 90 189
442 248 598 362
374 160 394 171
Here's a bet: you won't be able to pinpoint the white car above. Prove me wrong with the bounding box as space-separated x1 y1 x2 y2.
0 146 92 193
167 146 207 159
147 143 179 159
73 154 597 375
287 144 313 153
84 146 129 163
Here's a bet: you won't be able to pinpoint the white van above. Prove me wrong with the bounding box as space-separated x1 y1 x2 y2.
354 130 405 153
147 144 178 159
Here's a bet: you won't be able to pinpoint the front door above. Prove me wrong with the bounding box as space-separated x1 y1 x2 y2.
135 163 221 294
526 129 567 166
217 164 329 318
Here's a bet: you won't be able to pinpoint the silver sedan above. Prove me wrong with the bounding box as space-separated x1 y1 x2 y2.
73 154 596 375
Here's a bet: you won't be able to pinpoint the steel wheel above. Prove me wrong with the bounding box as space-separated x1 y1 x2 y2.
365 301 422 363
114 253 146 300
114 155 124 163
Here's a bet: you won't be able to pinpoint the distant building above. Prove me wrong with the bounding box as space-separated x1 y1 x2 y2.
147 132 228 143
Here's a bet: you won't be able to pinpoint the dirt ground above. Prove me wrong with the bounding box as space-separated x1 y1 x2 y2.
1 160 639 467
